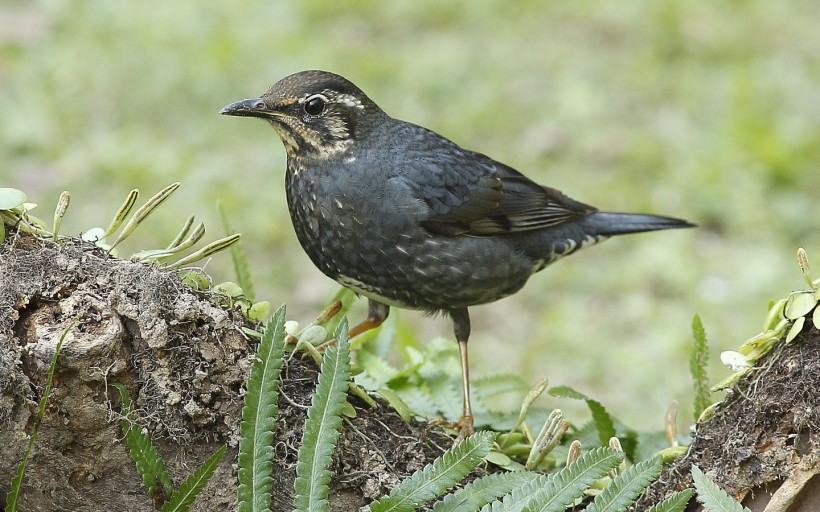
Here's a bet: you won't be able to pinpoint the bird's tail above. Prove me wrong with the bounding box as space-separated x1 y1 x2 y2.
580 211 695 236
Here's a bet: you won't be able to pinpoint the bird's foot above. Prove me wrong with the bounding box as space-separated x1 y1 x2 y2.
455 413 475 442
433 414 475 443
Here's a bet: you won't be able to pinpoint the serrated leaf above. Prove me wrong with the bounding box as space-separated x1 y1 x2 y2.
585 455 662 512
472 374 531 400
370 431 495 512
432 471 540 512
689 314 711 420
113 383 174 503
293 320 351 512
483 447 622 512
357 350 401 386
237 305 287 512
646 489 694 512
691 465 749 512
479 474 549 512
548 386 616 447
161 445 226 512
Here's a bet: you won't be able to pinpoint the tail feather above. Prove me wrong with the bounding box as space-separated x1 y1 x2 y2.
582 211 695 236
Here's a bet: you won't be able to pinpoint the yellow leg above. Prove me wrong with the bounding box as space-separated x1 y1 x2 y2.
457 339 475 440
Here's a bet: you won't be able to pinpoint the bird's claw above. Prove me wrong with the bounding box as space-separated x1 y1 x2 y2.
433 414 475 443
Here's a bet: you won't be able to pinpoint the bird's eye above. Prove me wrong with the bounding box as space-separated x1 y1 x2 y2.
303 96 326 116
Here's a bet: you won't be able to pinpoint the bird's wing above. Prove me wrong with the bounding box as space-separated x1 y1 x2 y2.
414 149 597 237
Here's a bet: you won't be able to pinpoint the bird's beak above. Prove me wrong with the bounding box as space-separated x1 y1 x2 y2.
219 98 273 118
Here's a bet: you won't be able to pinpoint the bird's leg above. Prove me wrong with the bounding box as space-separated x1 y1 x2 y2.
452 308 475 440
315 299 389 351
348 299 390 338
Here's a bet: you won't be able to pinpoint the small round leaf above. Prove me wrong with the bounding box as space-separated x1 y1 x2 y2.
784 292 817 320
0 188 27 210
785 317 805 343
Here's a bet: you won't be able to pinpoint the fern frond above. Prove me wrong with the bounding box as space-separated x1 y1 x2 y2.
483 446 623 512
471 374 530 400
548 386 616 446
432 471 540 512
646 489 694 512
237 305 287 512
691 465 749 512
161 445 226 512
113 383 174 503
293 320 352 512
585 455 662 512
690 314 711 420
370 430 495 512
479 474 549 512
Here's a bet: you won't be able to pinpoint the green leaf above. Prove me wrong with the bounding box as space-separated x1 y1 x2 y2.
166 233 241 269
5 318 76 512
51 190 70 240
218 200 254 301
432 471 540 512
161 445 226 512
690 314 711 421
109 182 180 251
548 386 616 447
482 446 622 512
237 305 287 512
247 301 272 323
376 388 414 423
102 188 139 238
784 291 817 320
0 188 27 210
480 474 549 512
164 214 196 251
471 374 531 401
691 465 750 512
585 455 662 512
113 383 174 504
646 489 694 512
293 320 352 512
370 431 495 512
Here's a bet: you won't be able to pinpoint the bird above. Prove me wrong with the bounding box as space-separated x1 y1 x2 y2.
220 70 694 438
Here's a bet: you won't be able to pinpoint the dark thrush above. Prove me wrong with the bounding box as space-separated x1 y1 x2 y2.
221 70 694 438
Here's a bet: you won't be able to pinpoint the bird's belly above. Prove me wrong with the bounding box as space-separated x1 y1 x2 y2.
286 172 534 311
293 214 532 311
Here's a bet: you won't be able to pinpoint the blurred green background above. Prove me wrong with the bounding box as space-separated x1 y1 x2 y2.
2 1 818 430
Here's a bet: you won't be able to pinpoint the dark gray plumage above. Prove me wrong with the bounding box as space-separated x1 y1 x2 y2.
221 70 694 437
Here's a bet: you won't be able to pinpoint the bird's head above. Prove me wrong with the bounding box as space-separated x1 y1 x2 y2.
220 70 385 159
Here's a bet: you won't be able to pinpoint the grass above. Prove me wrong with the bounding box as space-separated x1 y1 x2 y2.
2 0 818 429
